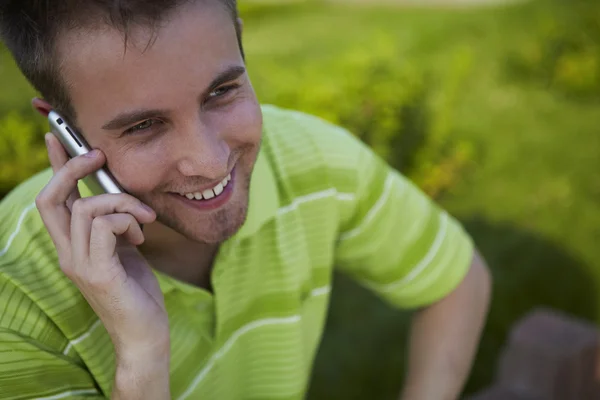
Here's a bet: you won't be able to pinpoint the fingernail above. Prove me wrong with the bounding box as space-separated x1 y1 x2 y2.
141 203 154 213
44 133 51 147
85 149 99 158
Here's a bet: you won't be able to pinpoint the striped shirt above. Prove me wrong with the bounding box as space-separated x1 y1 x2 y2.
0 104 473 399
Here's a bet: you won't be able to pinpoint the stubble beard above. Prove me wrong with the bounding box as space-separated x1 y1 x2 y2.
153 169 252 245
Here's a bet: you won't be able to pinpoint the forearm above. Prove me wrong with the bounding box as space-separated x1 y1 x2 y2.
400 251 491 400
112 347 171 400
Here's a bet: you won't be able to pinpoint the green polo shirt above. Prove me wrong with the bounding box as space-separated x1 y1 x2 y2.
0 105 473 399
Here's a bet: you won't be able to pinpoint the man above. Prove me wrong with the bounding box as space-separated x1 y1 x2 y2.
0 0 491 399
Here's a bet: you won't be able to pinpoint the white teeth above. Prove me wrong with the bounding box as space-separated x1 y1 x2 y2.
202 189 215 199
181 172 232 200
213 183 224 196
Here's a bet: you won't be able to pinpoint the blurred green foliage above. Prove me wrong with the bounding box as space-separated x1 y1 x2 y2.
0 112 47 195
249 32 476 198
1 0 600 399
507 0 600 99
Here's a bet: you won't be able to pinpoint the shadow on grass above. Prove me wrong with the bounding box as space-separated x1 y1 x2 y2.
307 215 598 399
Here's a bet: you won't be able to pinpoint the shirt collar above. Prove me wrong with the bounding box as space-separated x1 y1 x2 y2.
155 137 279 294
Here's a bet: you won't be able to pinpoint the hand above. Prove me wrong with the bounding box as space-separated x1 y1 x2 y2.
36 133 168 360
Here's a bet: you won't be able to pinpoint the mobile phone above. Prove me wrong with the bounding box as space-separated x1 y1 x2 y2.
48 110 124 195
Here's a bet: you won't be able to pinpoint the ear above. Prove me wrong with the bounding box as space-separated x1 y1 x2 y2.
31 98 53 117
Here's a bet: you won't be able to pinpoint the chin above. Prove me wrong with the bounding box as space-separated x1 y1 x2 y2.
192 229 238 244
159 202 249 245
189 222 242 244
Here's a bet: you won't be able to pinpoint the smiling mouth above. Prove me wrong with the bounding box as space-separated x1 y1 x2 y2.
168 165 237 212
176 173 232 201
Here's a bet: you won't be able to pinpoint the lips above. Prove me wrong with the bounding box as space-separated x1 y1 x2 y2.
170 168 236 211
179 173 231 201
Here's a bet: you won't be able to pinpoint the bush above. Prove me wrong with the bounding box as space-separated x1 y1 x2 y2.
506 0 600 100
0 112 48 198
251 35 476 198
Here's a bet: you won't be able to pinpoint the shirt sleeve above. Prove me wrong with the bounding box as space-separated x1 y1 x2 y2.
0 329 105 399
333 131 474 309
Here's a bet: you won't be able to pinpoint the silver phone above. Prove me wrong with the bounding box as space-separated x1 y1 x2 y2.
48 110 124 195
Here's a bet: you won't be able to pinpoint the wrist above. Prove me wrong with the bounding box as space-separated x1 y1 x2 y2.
113 329 170 362
113 342 171 400
113 359 171 400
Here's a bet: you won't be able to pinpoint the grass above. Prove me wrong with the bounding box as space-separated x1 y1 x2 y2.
0 0 598 398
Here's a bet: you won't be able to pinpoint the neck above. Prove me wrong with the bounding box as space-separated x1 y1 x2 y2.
139 221 219 290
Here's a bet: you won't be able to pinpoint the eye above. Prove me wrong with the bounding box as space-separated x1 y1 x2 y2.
124 119 158 135
208 84 239 99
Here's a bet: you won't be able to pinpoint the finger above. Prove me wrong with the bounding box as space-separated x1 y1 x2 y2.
36 185 72 267
74 214 139 295
88 213 146 267
45 133 83 209
45 133 70 174
36 140 106 267
70 194 155 263
42 145 106 209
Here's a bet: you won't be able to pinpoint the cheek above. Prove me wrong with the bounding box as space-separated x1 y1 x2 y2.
216 97 263 145
106 147 168 194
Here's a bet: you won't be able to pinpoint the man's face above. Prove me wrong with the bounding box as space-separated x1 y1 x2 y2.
56 1 262 244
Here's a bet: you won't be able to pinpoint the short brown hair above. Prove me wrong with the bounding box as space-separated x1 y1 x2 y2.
0 0 243 123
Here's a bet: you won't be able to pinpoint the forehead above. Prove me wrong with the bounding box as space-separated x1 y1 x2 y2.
56 1 240 127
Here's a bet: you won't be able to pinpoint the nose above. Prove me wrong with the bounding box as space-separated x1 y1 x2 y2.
174 120 231 180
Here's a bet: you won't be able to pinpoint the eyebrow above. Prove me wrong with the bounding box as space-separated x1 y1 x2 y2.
101 65 247 131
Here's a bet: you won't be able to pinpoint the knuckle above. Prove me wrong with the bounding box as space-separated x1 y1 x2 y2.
91 215 110 231
119 194 140 209
70 197 89 217
124 212 137 224
109 194 126 207
83 266 121 291
62 159 77 178
133 197 145 207
63 157 85 181
112 212 128 221
35 189 49 208
60 263 75 278
57 254 75 276
122 215 138 232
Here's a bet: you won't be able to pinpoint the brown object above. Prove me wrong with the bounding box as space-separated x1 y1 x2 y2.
467 386 543 400
468 308 600 400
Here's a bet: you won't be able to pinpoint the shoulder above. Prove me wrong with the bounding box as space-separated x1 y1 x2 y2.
260 104 376 197
0 169 101 353
0 167 52 254
0 167 56 289
0 169 73 338
261 104 365 159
